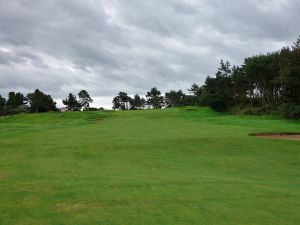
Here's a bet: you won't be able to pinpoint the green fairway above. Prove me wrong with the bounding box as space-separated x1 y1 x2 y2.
0 107 299 225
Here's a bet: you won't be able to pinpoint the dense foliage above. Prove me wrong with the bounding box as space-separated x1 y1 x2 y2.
0 90 57 116
112 37 299 119
0 89 99 116
190 37 300 118
27 89 57 113
62 90 98 111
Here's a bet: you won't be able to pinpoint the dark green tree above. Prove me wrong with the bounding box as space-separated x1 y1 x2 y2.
281 47 300 104
0 95 5 111
130 94 146 110
244 53 280 106
112 92 131 110
6 92 27 110
188 84 202 96
112 96 122 110
198 60 234 111
231 65 250 105
62 93 81 111
292 35 300 50
78 90 93 111
27 89 57 113
0 95 6 116
181 95 198 106
217 60 231 77
146 87 164 109
164 90 185 107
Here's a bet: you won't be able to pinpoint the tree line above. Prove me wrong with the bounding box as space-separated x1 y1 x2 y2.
0 90 57 116
112 88 185 110
113 36 300 119
193 36 300 119
0 89 99 116
1 36 299 118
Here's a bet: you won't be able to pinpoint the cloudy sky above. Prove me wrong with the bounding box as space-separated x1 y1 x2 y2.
0 0 299 108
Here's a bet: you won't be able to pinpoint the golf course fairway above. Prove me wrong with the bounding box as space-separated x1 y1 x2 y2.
0 107 299 225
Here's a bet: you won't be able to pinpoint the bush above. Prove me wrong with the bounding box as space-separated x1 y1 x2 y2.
6 105 28 115
231 104 280 116
0 109 8 116
84 107 105 111
279 104 300 119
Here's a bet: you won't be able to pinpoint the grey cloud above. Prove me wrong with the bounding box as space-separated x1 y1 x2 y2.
0 0 299 108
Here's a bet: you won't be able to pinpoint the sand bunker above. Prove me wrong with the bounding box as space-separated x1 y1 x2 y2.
249 132 300 140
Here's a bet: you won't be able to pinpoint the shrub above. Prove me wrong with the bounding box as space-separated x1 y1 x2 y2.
279 104 300 119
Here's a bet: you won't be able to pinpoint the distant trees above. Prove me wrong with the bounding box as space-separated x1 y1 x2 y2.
112 88 166 110
1 36 299 119
198 60 234 112
112 92 147 110
0 95 5 111
78 90 93 111
62 93 81 111
0 95 6 116
164 90 184 107
62 90 94 111
0 90 57 116
188 84 202 96
4 92 28 114
292 35 300 50
184 36 300 118
130 94 146 110
27 89 57 113
182 84 202 106
0 89 97 116
112 92 131 110
146 87 164 109
6 92 27 111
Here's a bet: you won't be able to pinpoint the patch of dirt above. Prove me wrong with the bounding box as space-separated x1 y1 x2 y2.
249 132 300 141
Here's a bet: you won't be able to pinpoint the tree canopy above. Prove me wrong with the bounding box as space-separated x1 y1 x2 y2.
27 89 57 113
6 92 27 110
146 87 164 109
130 94 146 110
62 93 81 111
165 90 184 108
78 90 93 111
112 92 131 110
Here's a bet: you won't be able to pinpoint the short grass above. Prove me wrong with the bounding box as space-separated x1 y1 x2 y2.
0 107 299 225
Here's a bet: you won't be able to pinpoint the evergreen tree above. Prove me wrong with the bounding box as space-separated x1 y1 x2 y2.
27 89 57 113
0 95 5 111
188 84 202 96
130 94 146 110
78 90 93 111
199 60 234 111
112 92 131 110
164 90 185 107
292 35 300 50
146 87 164 109
0 95 6 116
62 93 81 111
6 92 27 110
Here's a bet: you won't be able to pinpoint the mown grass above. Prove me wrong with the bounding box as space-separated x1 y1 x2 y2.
0 107 299 225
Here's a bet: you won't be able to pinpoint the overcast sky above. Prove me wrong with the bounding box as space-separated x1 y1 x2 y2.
0 0 299 108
